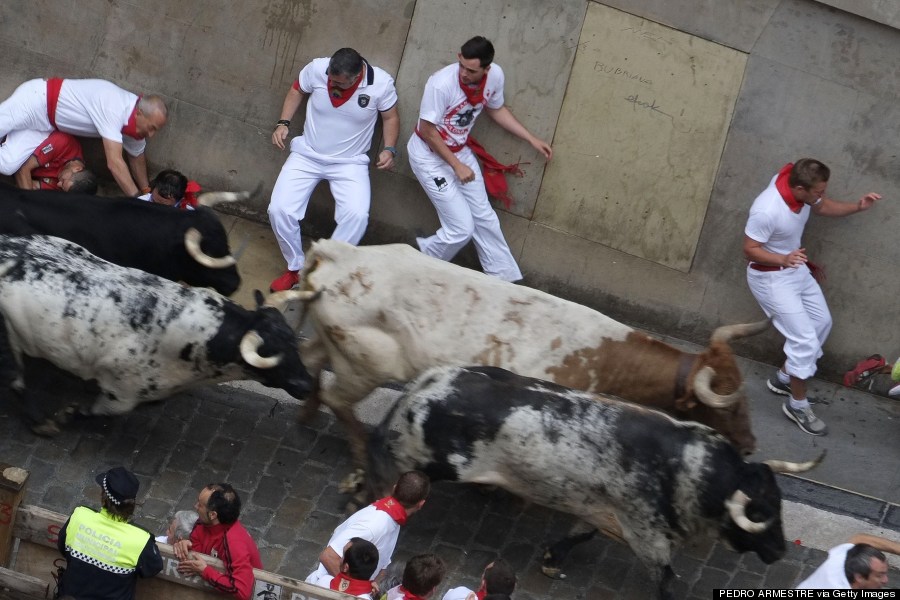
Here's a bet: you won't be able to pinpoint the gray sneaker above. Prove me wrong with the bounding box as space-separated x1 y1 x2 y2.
767 376 819 404
782 401 828 435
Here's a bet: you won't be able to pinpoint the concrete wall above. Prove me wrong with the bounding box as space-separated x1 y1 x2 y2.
2 0 898 379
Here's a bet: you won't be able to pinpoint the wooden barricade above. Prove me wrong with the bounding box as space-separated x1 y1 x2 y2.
0 466 354 600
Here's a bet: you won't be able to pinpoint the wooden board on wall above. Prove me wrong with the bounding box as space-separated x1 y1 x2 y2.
534 2 746 272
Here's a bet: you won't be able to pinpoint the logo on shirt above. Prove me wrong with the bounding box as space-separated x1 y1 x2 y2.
358 94 370 108
433 177 448 192
41 144 55 155
455 108 476 128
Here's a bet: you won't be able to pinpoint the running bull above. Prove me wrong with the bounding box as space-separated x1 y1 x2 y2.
296 240 769 463
0 182 247 295
0 235 312 430
357 365 821 600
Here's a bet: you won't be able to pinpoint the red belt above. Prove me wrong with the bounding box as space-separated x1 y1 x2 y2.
748 263 784 272
46 77 64 128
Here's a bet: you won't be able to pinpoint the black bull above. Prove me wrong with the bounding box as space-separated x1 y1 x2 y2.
353 366 823 600
0 182 247 295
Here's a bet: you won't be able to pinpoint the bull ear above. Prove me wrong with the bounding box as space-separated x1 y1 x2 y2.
254 290 265 308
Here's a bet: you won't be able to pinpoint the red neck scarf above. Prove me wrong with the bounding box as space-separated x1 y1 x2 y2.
330 573 373 596
328 66 364 108
372 496 407 526
459 70 488 107
121 98 143 139
466 136 527 209
774 162 803 213
397 585 427 600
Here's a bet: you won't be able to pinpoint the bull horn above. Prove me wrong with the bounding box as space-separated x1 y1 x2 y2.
693 366 742 408
184 228 237 269
264 289 322 312
725 490 769 533
710 320 771 343
239 331 282 369
763 450 826 474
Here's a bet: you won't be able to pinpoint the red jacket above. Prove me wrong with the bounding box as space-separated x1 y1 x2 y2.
190 520 262 600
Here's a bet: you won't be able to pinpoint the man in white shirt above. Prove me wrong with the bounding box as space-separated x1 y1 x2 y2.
407 36 552 282
305 471 429 591
797 534 896 589
0 77 167 196
268 47 400 292
743 158 881 435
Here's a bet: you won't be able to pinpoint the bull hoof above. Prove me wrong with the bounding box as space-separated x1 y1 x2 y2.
338 468 366 495
541 550 566 579
540 564 566 579
31 419 61 437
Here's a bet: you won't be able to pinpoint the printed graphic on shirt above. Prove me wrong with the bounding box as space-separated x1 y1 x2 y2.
433 176 448 191
358 95 370 108
444 101 478 135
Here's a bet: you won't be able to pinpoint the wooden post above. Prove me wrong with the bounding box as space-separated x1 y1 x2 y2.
0 464 29 568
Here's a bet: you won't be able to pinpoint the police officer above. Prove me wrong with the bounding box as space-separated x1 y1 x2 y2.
57 466 162 599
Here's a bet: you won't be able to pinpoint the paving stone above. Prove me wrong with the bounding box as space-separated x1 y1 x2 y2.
263 523 300 548
252 475 290 510
165 441 207 473
266 446 306 481
258 546 287 574
763 559 804 589
690 565 731 597
279 540 321 580
296 510 343 544
305 433 352 469
472 514 515 549
202 436 245 472
705 544 744 571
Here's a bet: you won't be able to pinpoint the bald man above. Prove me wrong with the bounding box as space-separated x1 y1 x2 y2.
0 77 167 196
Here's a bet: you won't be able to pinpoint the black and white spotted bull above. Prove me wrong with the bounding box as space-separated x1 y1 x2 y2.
356 366 822 600
0 235 313 429
0 182 248 295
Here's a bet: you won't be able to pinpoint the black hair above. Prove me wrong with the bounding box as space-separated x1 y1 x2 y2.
68 168 98 195
460 36 495 67
151 169 188 202
329 48 365 78
483 559 516 598
344 537 379 580
205 483 241 524
401 553 446 596
394 471 430 508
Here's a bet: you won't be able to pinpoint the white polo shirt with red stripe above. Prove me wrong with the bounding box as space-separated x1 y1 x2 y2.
293 57 397 160
52 79 146 157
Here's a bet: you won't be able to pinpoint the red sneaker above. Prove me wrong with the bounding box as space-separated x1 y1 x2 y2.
269 270 300 292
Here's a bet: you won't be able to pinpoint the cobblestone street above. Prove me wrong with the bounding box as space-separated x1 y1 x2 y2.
3 381 897 599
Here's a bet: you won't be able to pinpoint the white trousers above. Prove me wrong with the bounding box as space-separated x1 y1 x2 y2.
268 139 371 271
0 79 52 138
0 128 51 175
406 134 522 282
747 266 832 380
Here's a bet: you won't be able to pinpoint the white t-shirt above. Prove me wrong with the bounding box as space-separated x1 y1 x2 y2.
55 79 146 157
441 586 477 600
796 543 853 588
0 128 49 175
305 504 400 583
418 62 505 149
296 57 397 159
744 172 811 256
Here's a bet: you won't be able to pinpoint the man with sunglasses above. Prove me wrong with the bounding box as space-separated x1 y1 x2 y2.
268 47 400 292
743 158 881 436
